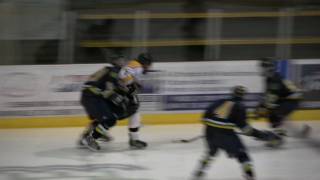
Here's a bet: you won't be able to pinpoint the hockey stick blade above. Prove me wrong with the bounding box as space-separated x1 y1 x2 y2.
172 135 204 143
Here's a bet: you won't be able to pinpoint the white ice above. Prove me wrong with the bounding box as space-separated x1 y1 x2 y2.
0 121 320 180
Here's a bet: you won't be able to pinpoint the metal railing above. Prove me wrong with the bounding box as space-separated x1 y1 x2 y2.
75 9 320 61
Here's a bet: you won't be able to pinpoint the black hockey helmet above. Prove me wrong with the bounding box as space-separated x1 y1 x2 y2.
232 85 247 99
137 53 153 66
260 57 276 69
260 57 276 76
109 54 127 67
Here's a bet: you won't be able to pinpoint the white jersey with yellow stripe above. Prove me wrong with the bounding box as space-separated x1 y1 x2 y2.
119 60 144 86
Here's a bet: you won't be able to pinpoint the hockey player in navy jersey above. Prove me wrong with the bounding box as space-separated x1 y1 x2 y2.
79 53 153 151
255 58 309 139
193 86 282 180
78 55 130 151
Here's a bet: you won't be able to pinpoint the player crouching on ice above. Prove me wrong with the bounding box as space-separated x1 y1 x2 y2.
193 86 283 180
78 53 152 151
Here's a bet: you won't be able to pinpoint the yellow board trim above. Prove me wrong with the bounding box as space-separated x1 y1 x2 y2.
79 11 320 20
81 37 320 48
0 109 319 129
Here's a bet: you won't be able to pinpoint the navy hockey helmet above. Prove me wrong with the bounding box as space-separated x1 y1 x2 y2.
260 57 275 67
232 85 247 99
137 53 153 66
109 54 127 67
260 57 276 76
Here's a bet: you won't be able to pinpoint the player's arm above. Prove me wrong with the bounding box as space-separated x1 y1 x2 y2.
103 72 130 107
84 67 112 95
254 93 278 119
232 104 279 141
86 67 129 107
255 91 278 118
202 100 224 119
282 79 303 100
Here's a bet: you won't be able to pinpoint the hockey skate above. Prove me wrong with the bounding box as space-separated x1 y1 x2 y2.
78 138 85 148
129 139 148 149
272 128 287 136
299 124 311 138
193 170 205 180
243 174 255 180
81 134 101 152
97 133 114 142
77 131 90 148
77 122 96 148
282 123 312 138
265 135 284 148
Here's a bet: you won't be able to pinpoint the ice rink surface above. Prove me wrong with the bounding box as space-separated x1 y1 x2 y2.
0 121 320 180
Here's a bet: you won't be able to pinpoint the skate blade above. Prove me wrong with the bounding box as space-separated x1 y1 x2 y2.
81 139 101 152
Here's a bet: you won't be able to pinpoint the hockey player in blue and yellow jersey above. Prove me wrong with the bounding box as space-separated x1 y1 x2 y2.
79 55 129 151
193 86 283 180
79 53 153 151
255 58 309 137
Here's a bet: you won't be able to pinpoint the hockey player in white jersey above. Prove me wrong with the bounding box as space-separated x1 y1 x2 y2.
118 52 153 149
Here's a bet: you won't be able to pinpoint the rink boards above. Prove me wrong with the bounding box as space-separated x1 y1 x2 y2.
0 109 319 128
0 60 319 128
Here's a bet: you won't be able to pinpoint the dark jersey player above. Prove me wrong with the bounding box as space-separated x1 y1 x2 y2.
256 58 309 137
78 55 130 151
193 86 282 180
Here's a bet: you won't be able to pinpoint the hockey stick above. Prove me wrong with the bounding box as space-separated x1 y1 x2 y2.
171 130 273 144
172 135 204 143
170 112 294 144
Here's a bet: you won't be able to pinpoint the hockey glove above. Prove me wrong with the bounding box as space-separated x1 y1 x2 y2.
263 93 279 109
128 82 142 96
102 91 128 107
111 93 128 106
263 130 284 148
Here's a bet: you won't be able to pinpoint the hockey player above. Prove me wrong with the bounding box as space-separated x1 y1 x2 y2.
79 55 130 151
255 57 308 137
118 52 153 149
193 86 283 180
79 53 153 151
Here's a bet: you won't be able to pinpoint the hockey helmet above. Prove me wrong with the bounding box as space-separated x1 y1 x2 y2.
137 53 153 66
109 54 127 67
232 85 247 99
260 57 276 76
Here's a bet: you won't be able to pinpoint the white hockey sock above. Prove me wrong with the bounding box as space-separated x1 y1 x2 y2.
129 112 141 129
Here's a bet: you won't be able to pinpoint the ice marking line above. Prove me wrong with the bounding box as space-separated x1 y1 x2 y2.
0 163 148 174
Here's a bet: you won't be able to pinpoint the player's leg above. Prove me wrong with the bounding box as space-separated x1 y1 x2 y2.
78 121 98 147
80 95 117 151
124 95 147 149
237 151 255 180
79 94 101 150
225 133 255 180
193 126 218 179
268 104 288 138
194 149 218 179
276 100 311 138
128 111 148 149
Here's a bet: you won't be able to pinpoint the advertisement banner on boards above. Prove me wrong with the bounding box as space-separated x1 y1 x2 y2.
154 61 262 110
0 64 163 117
0 61 263 117
291 60 320 109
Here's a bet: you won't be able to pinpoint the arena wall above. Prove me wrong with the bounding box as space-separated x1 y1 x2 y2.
0 60 319 128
